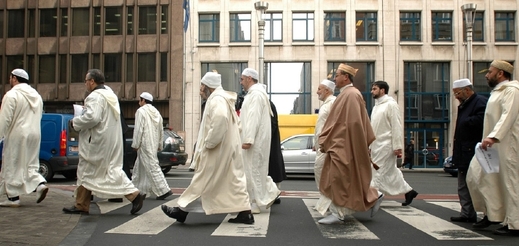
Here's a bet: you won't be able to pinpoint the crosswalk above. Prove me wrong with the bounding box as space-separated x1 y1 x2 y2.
97 197 494 241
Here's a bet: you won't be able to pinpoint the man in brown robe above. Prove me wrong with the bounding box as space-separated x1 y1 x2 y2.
316 63 384 224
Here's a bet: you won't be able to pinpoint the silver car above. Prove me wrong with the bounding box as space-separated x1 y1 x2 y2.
280 134 316 174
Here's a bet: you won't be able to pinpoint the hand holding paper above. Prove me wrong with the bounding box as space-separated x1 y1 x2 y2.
475 142 499 173
73 104 85 117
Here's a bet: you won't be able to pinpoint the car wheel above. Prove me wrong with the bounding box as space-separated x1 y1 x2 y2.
62 170 77 180
161 166 172 174
39 160 54 181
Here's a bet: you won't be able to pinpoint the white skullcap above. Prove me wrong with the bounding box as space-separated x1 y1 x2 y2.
140 92 153 102
201 72 222 88
320 79 336 91
11 68 29 80
242 68 259 80
453 79 472 89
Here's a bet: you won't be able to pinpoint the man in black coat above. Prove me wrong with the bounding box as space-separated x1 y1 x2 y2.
450 79 487 223
268 101 286 204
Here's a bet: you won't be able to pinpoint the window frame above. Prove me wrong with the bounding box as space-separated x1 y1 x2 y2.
356 12 377 42
494 12 515 42
431 11 453 42
292 12 314 42
400 12 421 41
229 13 251 42
264 12 282 42
324 12 345 42
199 13 220 43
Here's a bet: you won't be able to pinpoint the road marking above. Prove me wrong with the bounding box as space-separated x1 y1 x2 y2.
382 201 492 240
97 200 131 214
303 199 379 240
212 209 271 237
105 199 179 235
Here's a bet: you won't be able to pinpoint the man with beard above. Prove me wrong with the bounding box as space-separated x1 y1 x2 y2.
161 72 253 224
467 60 519 236
369 81 418 207
449 79 487 223
316 64 383 224
0 69 49 207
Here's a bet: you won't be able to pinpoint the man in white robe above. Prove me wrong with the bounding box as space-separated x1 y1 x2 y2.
161 72 253 224
0 69 49 207
239 68 280 214
131 92 172 200
313 79 336 211
369 81 418 206
63 69 145 215
467 60 519 236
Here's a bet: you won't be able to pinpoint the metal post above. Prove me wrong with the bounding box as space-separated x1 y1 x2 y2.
462 3 477 82
254 2 268 84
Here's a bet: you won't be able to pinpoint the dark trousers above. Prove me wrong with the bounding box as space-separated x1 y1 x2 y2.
457 169 477 219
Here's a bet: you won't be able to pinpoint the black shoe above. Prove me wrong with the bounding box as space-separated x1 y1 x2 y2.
188 168 195 172
108 198 123 203
273 197 281 204
156 190 173 200
402 190 418 206
161 205 189 223
228 211 254 224
493 225 519 236
130 193 145 215
472 216 500 229
450 216 477 223
62 206 89 215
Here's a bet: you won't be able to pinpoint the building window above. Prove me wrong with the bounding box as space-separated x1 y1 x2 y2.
463 11 484 42
266 62 312 114
327 62 375 112
39 55 56 83
93 7 101 36
324 12 345 42
356 12 377 42
404 62 450 121
105 7 122 35
8 10 24 38
138 53 156 81
72 8 90 36
230 13 251 42
432 12 452 41
7 56 24 77
71 54 88 82
104 54 122 82
28 9 35 37
495 12 515 42
293 13 314 41
400 12 421 41
264 13 282 42
201 62 248 93
60 8 68 37
40 9 57 37
161 6 168 34
139 6 157 35
127 7 134 35
160 52 167 81
199 14 220 42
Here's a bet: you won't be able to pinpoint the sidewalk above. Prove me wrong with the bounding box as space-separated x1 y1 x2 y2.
0 186 79 246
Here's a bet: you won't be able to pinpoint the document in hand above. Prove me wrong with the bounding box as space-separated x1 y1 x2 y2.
475 142 499 173
73 104 85 117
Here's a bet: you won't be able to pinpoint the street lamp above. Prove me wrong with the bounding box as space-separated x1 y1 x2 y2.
461 3 477 82
254 1 268 84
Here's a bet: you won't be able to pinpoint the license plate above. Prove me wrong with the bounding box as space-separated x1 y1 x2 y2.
179 146 184 152
70 146 78 152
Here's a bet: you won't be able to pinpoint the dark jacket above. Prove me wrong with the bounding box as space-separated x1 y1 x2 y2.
452 93 487 171
268 101 287 183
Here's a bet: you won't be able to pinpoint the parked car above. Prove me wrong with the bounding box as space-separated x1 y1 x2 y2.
124 126 188 174
280 134 316 174
418 151 440 166
443 156 458 177
0 113 79 180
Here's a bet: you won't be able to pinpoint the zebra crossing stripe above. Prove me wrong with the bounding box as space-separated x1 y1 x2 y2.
382 201 492 240
105 198 179 235
303 199 379 240
211 210 271 237
96 200 131 214
427 201 484 217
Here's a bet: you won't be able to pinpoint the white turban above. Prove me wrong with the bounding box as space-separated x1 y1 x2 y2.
320 79 336 91
453 79 472 89
201 72 222 88
140 92 153 101
242 68 259 80
12 68 29 80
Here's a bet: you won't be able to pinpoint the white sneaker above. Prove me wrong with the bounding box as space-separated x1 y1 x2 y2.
370 194 384 218
251 203 261 214
36 184 49 203
0 199 21 207
318 214 344 224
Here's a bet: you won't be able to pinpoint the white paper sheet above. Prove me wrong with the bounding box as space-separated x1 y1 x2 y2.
475 142 500 173
73 104 84 117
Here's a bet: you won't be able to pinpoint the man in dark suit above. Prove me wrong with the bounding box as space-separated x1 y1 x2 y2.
449 79 487 223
